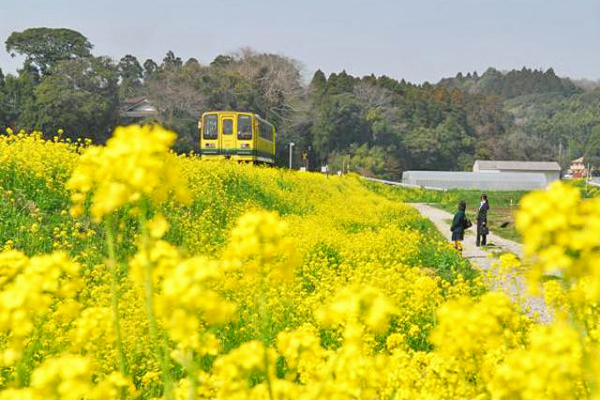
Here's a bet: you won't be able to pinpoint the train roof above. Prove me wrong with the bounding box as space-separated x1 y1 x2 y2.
201 111 274 126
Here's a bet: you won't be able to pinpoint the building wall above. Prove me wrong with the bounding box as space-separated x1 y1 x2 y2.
494 169 559 183
544 171 560 183
473 161 561 182
473 167 560 183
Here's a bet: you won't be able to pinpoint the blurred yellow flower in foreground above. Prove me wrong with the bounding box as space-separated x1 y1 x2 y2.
67 124 190 221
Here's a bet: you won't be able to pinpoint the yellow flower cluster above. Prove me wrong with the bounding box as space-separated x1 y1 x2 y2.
0 355 135 400
517 180 600 299
0 128 78 190
67 125 190 220
0 125 599 399
488 323 586 400
225 211 297 280
0 250 81 365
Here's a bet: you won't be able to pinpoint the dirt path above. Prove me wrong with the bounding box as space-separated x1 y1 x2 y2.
410 203 549 322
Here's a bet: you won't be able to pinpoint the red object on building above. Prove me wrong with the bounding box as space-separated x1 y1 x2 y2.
570 157 587 178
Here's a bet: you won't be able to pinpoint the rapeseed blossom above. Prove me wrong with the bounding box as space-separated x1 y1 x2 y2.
517 180 600 298
67 124 190 220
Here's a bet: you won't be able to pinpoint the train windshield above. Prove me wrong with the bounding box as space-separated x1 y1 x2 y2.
237 115 252 140
223 119 233 135
203 114 218 139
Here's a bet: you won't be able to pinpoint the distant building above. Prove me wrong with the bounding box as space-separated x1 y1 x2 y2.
402 171 548 191
473 160 561 183
569 157 587 178
119 97 158 123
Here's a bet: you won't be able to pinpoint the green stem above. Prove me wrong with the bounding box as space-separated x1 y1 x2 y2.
183 349 198 400
257 267 274 400
105 217 128 379
566 293 593 398
16 316 45 387
140 207 174 400
263 342 274 400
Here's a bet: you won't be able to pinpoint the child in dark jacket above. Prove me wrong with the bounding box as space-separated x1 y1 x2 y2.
450 201 470 253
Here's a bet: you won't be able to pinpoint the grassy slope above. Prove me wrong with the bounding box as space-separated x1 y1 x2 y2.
0 140 481 372
0 144 474 283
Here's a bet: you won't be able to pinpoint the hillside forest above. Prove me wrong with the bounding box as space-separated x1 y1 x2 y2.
1 27 599 179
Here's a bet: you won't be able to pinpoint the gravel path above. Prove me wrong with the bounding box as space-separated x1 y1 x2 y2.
410 203 550 322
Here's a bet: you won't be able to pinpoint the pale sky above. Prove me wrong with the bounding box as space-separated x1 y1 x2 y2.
0 0 598 83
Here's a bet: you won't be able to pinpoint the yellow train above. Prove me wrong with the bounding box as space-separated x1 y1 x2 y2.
198 111 276 164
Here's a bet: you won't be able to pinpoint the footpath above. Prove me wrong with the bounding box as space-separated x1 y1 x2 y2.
410 203 550 322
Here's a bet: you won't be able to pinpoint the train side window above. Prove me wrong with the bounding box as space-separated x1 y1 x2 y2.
260 120 273 141
203 114 218 139
259 120 264 140
223 119 233 135
237 115 252 140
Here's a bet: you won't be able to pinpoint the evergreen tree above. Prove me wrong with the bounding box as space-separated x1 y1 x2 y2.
118 54 143 99
5 28 93 75
309 69 327 99
32 56 119 141
162 50 183 70
143 59 158 79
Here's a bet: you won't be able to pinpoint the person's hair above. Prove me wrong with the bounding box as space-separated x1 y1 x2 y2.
458 200 466 211
481 193 489 209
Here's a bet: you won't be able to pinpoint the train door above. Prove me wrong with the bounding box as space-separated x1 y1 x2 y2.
219 113 236 151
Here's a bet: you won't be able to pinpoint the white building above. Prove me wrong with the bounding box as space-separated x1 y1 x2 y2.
473 160 561 183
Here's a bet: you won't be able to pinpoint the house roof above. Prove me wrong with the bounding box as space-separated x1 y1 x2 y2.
474 160 561 172
571 157 584 164
120 97 156 112
119 97 158 118
121 96 147 106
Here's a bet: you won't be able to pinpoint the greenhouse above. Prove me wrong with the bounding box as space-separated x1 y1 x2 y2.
402 171 549 190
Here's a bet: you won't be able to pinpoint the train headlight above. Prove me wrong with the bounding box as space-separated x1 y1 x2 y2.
241 143 250 148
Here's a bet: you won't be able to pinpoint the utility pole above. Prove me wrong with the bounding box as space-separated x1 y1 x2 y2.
585 162 591 196
289 142 295 169
558 142 562 163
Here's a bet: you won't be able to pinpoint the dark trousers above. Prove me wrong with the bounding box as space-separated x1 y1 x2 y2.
476 222 487 246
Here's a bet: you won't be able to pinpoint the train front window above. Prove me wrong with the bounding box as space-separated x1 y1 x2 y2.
223 119 233 135
237 115 252 140
203 114 218 139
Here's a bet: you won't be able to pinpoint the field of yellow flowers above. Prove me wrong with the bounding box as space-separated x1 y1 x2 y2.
0 125 598 400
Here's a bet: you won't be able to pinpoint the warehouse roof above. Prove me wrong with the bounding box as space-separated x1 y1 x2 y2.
474 160 561 171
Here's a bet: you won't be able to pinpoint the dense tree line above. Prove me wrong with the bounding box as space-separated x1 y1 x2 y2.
505 91 600 168
437 67 600 171
438 67 581 99
1 27 599 178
